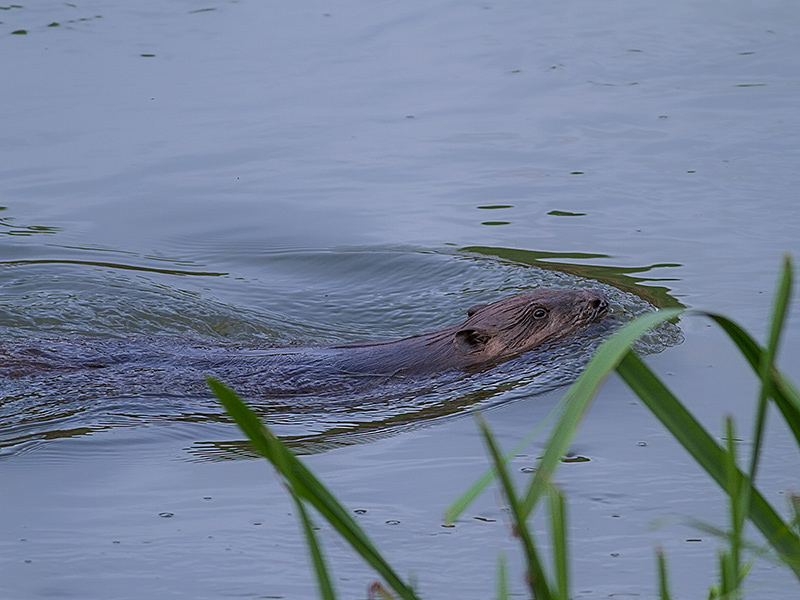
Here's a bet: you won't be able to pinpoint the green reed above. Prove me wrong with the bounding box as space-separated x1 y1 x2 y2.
210 255 799 599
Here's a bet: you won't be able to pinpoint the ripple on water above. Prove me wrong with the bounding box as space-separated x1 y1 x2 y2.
0 247 683 459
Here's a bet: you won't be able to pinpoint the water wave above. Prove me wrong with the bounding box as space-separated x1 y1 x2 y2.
0 247 682 458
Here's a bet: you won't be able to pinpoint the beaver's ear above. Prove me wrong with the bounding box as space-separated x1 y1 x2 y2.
454 328 491 353
466 304 488 317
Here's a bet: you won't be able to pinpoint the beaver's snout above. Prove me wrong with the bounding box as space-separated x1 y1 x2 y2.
583 289 610 319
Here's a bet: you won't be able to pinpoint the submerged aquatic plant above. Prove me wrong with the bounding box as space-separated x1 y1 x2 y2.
210 255 799 599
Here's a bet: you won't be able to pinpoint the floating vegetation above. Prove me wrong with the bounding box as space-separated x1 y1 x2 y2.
548 210 586 217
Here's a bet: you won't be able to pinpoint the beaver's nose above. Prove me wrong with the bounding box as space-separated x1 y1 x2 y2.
584 289 609 313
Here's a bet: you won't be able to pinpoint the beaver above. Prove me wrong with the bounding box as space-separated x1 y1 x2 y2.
322 287 609 376
0 289 609 452
0 288 608 386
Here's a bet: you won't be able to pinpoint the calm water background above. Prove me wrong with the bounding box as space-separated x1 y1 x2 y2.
2 1 799 598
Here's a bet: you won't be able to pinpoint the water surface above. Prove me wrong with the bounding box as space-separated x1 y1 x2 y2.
2 1 799 599
0 248 678 457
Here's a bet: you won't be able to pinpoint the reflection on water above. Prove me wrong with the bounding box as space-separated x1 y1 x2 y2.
0 206 60 236
1 257 226 277
463 246 684 309
0 247 682 458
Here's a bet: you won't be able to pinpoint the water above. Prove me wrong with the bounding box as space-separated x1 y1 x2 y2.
0 252 669 457
2 0 800 598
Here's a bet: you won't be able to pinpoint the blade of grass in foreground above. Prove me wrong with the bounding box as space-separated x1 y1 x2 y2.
518 308 684 518
444 392 568 523
656 549 672 600
495 551 509 600
793 496 800 536
738 254 794 540
699 312 800 442
447 309 684 523
615 352 800 579
749 255 793 484
208 378 421 600
720 418 744 598
478 416 554 600
549 485 569 600
291 489 337 600
705 271 800 582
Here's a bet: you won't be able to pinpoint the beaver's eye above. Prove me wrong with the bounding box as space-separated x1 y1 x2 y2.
533 308 548 319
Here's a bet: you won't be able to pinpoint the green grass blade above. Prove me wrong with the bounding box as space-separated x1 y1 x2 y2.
548 485 569 600
690 518 777 561
764 255 794 372
719 548 734 599
749 255 793 486
208 378 421 600
518 309 683 517
291 490 338 600
495 551 509 600
723 418 744 599
792 495 800 536
445 396 567 524
656 549 672 600
477 416 553 600
700 312 800 443
615 353 800 579
707 582 718 600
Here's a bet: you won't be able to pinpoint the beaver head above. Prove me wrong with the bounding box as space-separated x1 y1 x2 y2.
334 288 610 375
451 288 609 363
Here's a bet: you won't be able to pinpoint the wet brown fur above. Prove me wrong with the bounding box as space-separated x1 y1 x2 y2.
0 289 609 383
330 288 609 376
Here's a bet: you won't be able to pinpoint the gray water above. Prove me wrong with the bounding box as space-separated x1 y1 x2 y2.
2 1 800 599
